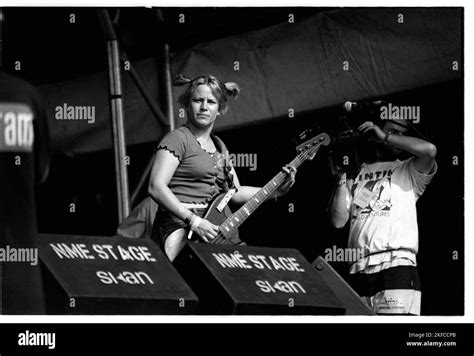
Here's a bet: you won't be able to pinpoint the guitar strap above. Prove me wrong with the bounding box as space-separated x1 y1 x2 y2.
210 134 243 245
211 134 237 193
182 124 235 192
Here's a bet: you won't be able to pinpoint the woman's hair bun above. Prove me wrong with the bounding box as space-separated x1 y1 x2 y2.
173 74 192 86
224 82 240 99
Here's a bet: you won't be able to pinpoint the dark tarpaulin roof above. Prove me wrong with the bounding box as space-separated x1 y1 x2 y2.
35 7 462 155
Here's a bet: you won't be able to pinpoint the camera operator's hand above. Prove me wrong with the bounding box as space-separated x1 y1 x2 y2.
358 121 385 142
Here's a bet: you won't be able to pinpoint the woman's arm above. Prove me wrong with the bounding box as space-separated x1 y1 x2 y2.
229 166 296 205
148 150 218 241
227 166 260 205
148 150 189 220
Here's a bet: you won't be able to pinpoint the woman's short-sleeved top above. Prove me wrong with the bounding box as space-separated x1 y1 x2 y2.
156 126 233 204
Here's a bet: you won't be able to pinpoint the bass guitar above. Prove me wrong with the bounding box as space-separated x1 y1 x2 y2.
189 132 330 244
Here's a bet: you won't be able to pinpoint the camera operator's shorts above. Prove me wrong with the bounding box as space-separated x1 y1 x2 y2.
348 266 421 315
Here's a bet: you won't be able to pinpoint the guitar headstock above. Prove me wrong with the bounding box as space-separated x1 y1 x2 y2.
296 132 331 161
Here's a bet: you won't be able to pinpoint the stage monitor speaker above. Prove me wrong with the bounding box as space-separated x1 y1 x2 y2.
311 256 374 315
38 233 198 314
174 243 346 315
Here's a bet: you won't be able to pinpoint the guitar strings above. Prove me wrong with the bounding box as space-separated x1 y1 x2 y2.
211 144 318 244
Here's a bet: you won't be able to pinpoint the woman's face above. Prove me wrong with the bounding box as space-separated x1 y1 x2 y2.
187 84 220 128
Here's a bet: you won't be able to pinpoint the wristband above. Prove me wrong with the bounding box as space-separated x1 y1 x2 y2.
190 215 202 231
183 211 194 225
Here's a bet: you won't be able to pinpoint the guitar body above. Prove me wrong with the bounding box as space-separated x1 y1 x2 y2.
201 193 241 245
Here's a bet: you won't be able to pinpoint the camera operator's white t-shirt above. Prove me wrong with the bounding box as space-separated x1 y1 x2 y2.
347 157 437 274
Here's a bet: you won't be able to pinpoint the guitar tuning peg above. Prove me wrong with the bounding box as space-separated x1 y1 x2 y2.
308 153 317 160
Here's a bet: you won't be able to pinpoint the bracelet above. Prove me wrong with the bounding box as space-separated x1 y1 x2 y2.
190 215 202 231
183 211 194 225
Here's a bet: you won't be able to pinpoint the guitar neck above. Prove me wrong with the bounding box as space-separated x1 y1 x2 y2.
220 155 304 237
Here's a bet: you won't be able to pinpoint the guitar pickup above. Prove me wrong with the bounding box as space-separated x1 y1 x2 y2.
216 189 236 212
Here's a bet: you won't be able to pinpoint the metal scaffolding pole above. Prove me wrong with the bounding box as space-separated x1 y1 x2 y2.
154 9 175 131
162 42 175 131
98 9 130 223
122 49 171 206
129 8 175 206
120 51 170 129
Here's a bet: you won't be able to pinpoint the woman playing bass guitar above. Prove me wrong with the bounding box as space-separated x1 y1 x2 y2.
149 74 296 261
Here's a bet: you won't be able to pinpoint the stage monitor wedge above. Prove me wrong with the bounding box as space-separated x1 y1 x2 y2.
311 256 374 315
174 243 346 315
38 233 198 315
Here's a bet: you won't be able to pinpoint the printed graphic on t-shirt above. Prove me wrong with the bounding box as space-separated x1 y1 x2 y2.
351 167 394 221
0 103 34 152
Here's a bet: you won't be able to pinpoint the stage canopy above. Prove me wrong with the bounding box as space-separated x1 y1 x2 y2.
38 7 463 155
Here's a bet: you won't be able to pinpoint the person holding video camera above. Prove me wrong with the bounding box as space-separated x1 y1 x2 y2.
328 117 437 315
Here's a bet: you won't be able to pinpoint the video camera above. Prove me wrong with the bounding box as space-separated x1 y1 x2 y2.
328 100 387 175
